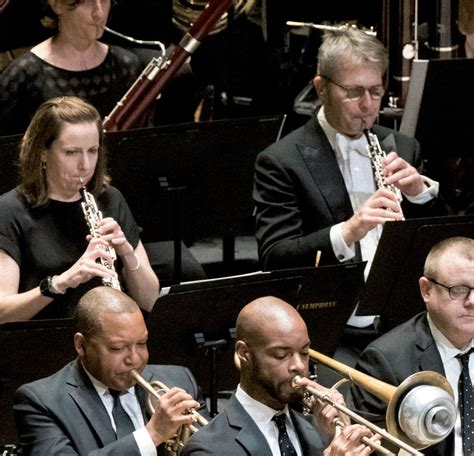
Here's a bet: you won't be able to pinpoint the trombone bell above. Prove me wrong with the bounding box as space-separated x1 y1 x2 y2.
387 371 457 447
309 349 456 450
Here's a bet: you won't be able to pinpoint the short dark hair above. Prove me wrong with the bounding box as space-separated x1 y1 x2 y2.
74 287 139 337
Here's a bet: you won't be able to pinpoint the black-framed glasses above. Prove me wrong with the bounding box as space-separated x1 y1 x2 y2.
427 277 474 300
322 75 385 101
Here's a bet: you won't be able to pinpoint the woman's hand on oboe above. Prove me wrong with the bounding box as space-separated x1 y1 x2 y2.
54 238 117 291
96 217 134 257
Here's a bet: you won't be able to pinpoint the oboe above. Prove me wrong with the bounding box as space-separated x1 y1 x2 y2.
364 129 404 214
80 182 121 290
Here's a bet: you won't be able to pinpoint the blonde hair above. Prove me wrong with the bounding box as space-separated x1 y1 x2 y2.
424 236 474 278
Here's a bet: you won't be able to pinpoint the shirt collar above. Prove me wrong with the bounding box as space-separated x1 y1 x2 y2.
427 313 474 362
235 384 291 425
81 362 135 398
317 107 368 157
317 106 338 152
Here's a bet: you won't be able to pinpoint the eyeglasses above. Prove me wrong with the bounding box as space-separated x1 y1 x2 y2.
427 277 474 300
322 76 385 101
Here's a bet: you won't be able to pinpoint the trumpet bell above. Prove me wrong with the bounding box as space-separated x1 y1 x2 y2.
386 371 456 448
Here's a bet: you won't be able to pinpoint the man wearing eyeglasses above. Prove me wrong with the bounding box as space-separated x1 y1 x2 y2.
350 236 474 456
253 26 446 287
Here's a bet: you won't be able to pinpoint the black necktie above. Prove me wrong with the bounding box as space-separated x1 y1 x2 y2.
109 389 135 438
456 348 474 456
273 413 297 456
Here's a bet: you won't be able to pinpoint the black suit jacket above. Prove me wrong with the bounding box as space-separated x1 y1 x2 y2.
253 117 445 270
349 312 453 456
182 394 326 456
14 359 205 456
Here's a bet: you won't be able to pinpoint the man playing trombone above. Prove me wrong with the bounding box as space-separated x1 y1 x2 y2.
182 296 379 455
14 286 208 455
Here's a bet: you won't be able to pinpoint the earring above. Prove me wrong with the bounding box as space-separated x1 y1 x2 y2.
41 161 47 170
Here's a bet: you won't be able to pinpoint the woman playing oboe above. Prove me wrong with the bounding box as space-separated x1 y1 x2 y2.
0 96 159 323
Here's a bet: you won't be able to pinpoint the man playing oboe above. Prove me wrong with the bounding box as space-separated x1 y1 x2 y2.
253 26 447 284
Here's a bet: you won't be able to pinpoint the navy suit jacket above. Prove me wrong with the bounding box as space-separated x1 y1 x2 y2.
349 312 454 456
14 359 204 456
182 394 326 456
253 117 445 270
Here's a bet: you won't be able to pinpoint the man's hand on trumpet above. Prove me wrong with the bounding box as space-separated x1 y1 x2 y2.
145 387 200 447
323 424 380 456
295 376 348 439
293 376 381 455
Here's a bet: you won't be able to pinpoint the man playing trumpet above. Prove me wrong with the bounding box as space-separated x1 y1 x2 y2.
14 287 208 455
182 296 378 455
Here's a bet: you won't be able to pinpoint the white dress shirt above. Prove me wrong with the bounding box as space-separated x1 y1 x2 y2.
317 108 438 326
427 315 474 456
317 107 438 276
82 365 157 456
235 384 303 455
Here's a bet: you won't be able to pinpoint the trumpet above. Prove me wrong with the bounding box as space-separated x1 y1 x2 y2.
307 349 456 454
130 369 208 455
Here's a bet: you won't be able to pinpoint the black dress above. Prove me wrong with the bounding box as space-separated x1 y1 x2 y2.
0 186 141 318
0 45 141 136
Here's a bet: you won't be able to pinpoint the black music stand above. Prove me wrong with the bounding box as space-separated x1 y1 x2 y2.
400 58 474 209
106 115 285 281
357 214 474 331
106 115 285 243
0 319 77 445
146 262 365 415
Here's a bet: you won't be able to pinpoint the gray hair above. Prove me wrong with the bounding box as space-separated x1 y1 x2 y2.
317 27 388 79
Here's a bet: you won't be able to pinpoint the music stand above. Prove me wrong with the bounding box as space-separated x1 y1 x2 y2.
357 214 474 331
146 262 365 413
0 319 76 445
400 58 474 206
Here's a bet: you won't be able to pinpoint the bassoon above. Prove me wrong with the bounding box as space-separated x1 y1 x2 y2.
103 0 233 132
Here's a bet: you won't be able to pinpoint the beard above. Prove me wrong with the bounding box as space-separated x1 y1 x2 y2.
250 361 305 408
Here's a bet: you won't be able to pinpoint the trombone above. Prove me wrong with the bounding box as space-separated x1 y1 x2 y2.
130 369 208 454
306 349 457 454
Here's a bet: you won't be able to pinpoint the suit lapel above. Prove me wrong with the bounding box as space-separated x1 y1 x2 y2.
414 315 445 374
291 410 324 456
68 360 117 446
226 396 273 456
413 315 454 456
297 119 353 224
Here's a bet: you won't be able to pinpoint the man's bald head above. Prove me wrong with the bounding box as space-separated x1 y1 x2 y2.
236 296 307 347
74 287 141 337
235 296 310 408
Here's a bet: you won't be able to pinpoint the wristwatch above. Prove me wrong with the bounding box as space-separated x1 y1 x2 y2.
39 276 61 298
